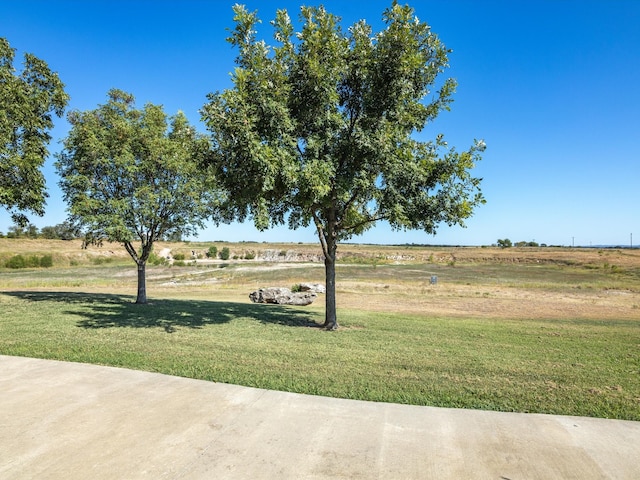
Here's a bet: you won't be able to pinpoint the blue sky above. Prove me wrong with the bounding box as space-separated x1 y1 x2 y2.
2 0 638 246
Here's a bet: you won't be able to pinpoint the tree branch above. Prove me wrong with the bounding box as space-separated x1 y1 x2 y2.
123 241 138 263
313 210 329 260
343 214 386 233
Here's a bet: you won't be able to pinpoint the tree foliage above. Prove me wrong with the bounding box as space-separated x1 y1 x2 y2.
1 220 79 239
202 2 485 329
5 222 39 238
39 221 80 240
0 37 69 226
57 89 216 303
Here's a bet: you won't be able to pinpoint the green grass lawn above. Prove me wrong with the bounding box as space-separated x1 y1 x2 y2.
1 287 638 420
1 241 639 419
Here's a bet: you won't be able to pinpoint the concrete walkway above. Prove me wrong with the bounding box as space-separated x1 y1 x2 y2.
1 355 639 479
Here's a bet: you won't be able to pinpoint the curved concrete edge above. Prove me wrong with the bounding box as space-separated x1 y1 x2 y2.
1 355 639 479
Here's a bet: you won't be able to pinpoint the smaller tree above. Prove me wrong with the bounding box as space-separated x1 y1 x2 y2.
497 238 512 248
514 240 539 247
40 221 79 240
57 90 216 303
219 246 230 260
6 223 25 238
4 221 39 238
0 38 69 225
25 223 39 238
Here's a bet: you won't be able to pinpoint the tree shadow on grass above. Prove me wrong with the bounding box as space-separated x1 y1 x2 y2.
4 291 320 332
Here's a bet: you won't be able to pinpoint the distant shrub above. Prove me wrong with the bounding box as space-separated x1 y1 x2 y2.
173 260 187 267
148 252 167 266
4 254 52 268
173 253 186 261
39 255 53 268
5 255 26 269
207 246 217 258
219 247 230 260
92 257 113 265
244 251 256 260
25 255 41 267
340 254 387 265
515 240 538 247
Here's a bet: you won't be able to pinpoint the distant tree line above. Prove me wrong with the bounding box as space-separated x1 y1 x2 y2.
0 221 79 240
495 239 545 248
0 221 185 243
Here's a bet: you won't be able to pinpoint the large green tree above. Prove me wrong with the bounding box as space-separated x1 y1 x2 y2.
0 38 69 225
202 2 485 329
57 89 215 304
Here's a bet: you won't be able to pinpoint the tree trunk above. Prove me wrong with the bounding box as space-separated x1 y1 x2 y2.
135 261 147 304
316 209 339 330
323 253 338 330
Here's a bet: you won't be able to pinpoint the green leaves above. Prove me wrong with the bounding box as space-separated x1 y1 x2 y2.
57 90 214 262
203 3 484 247
0 37 69 225
203 3 485 327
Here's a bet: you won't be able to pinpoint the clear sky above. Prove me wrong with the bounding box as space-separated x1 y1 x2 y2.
2 0 638 246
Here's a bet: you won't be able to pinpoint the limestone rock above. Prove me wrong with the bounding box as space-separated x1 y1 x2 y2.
297 283 326 294
249 287 317 306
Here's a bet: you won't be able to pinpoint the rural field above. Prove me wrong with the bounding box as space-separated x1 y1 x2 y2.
1 238 639 420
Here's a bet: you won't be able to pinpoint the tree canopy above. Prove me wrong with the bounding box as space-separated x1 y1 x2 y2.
202 1 485 329
0 37 69 226
202 2 486 329
57 89 216 303
202 3 486 329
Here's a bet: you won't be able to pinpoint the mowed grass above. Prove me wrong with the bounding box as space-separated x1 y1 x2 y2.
1 240 639 420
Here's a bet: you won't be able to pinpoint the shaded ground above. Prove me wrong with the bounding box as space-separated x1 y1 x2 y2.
3 291 319 330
